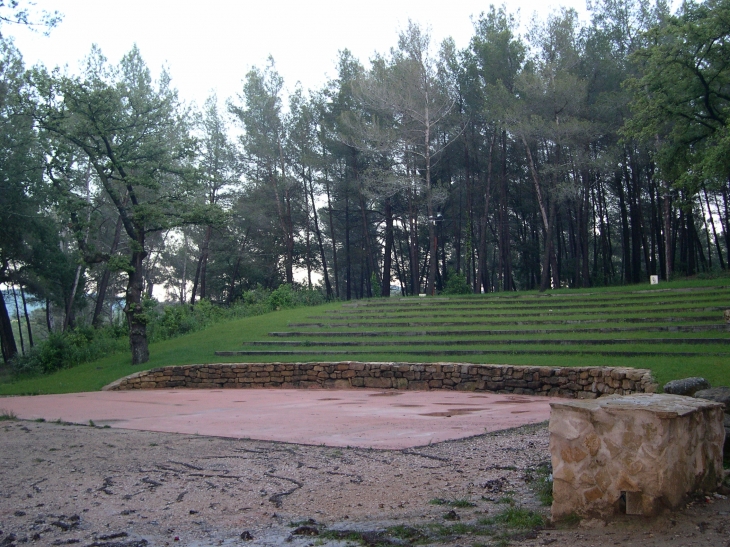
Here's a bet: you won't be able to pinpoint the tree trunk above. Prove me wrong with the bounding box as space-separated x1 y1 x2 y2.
93 209 126 327
703 186 725 269
345 196 352 301
63 264 84 332
381 197 394 297
190 225 212 305
0 290 17 364
125 244 149 365
663 184 673 280
425 121 437 296
306 171 333 298
303 181 313 289
19 284 33 348
11 285 24 355
358 184 378 291
478 133 496 294
325 176 340 298
616 172 632 283
408 185 419 295
521 134 555 291
45 298 53 333
499 130 513 291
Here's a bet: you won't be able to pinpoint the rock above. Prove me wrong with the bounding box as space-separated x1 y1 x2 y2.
663 377 710 396
239 531 253 541
694 387 730 412
724 309 730 323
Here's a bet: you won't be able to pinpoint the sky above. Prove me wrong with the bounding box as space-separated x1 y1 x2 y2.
6 0 592 108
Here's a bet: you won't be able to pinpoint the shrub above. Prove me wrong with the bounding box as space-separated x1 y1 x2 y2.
11 326 127 375
9 284 326 376
441 269 472 295
268 283 294 310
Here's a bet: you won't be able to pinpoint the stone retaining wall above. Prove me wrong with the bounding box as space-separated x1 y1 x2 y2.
103 362 658 397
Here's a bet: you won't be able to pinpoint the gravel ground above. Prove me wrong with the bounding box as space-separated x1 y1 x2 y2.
0 419 728 547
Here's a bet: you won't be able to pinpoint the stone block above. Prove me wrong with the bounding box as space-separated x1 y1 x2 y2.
550 394 725 520
363 378 393 389
394 378 408 390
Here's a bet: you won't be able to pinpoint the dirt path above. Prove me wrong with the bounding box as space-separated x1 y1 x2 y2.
0 420 728 547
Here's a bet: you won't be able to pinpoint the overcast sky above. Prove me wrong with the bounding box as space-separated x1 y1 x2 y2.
7 0 591 107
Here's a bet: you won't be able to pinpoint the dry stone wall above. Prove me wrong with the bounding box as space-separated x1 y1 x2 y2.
103 362 658 396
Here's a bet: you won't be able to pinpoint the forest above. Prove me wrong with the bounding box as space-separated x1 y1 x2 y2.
1 0 729 366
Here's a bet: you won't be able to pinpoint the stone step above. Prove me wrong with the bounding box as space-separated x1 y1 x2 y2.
287 316 720 328
335 296 727 312
310 306 725 319
340 285 730 307
247 337 730 347
268 324 730 337
339 289 730 308
214 348 730 357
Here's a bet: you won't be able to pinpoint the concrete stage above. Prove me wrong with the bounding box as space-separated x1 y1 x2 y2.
0 389 552 449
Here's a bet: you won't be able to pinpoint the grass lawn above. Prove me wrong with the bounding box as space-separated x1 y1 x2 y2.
1 278 729 395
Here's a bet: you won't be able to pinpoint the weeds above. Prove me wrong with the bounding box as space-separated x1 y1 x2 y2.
429 498 477 508
481 506 545 529
525 461 553 506
0 409 17 421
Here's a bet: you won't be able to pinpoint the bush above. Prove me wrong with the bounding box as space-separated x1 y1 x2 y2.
11 326 127 375
268 283 294 310
441 270 472 295
10 284 326 376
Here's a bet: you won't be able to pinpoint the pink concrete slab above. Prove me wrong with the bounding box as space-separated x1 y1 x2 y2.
0 389 551 449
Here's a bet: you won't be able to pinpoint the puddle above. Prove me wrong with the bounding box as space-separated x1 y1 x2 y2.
434 402 482 406
419 408 488 417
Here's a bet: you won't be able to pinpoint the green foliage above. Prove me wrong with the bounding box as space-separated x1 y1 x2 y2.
10 326 127 375
481 506 545 529
267 284 325 311
525 462 553 506
268 284 294 310
8 285 325 377
441 269 472 295
370 272 381 297
147 298 223 341
429 498 477 508
625 0 730 185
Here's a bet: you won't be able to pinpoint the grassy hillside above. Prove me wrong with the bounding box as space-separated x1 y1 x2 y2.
2 278 729 395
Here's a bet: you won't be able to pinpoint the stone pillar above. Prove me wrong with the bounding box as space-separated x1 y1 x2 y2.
549 394 725 520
